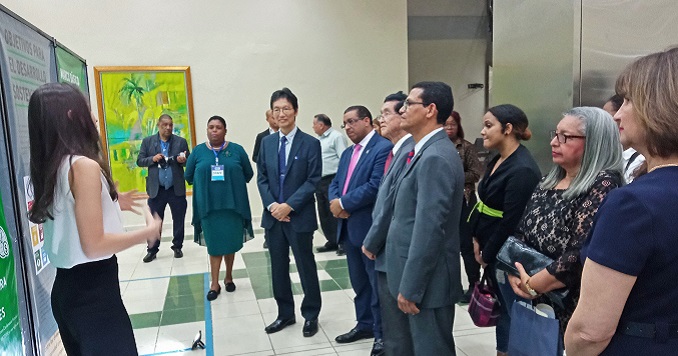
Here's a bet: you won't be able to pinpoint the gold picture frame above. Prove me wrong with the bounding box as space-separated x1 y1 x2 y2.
94 66 197 194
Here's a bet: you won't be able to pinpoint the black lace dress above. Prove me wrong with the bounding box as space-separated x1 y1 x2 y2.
515 170 621 333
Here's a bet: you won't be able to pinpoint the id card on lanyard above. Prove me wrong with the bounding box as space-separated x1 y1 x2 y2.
210 142 226 181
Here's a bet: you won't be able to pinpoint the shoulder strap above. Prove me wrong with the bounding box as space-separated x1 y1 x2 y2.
625 151 641 172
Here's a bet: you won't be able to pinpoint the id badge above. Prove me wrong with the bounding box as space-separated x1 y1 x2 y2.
211 165 225 181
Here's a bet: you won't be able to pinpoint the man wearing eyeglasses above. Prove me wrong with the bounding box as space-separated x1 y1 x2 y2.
312 114 348 255
328 105 392 356
257 88 323 337
367 82 464 355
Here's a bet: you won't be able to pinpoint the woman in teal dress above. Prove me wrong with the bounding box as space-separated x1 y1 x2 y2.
185 115 254 301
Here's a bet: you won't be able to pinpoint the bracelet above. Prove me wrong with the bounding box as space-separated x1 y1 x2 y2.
525 279 539 297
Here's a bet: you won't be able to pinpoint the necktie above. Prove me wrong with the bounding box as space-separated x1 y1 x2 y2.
406 149 415 164
342 144 362 195
278 136 287 202
384 151 394 175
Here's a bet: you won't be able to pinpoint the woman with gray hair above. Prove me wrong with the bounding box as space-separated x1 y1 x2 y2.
507 107 624 338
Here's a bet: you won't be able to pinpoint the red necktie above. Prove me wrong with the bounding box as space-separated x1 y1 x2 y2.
384 151 394 174
406 149 415 164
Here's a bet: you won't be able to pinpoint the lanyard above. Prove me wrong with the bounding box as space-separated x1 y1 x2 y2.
210 142 226 165
160 140 170 158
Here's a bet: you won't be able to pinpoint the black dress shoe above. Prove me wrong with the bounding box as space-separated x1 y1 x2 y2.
264 318 296 334
316 243 338 253
206 288 221 301
336 245 346 256
303 320 318 337
371 338 385 356
263 240 268 249
143 251 157 263
335 327 374 343
173 249 183 258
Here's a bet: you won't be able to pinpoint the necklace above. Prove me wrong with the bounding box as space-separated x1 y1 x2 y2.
648 163 678 173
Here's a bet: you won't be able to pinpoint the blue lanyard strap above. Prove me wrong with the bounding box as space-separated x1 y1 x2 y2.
210 142 226 164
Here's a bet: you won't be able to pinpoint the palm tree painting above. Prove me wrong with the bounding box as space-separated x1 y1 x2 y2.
94 67 196 193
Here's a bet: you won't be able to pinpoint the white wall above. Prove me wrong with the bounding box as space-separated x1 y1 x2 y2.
2 0 408 226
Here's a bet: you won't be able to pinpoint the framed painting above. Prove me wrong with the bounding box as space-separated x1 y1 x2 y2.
94 66 196 194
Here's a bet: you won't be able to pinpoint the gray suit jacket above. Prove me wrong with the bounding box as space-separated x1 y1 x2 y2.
137 134 190 198
363 136 414 272
383 129 464 309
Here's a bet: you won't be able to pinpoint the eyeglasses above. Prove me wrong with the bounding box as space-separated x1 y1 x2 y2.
550 130 586 144
341 117 364 129
401 100 426 112
272 107 294 116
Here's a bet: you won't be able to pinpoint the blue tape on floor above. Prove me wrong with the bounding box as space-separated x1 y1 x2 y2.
140 347 191 356
204 272 214 356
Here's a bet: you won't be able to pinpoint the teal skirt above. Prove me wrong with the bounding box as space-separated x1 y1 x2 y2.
198 209 244 256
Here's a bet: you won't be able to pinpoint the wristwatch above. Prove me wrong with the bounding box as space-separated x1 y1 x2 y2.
525 279 539 297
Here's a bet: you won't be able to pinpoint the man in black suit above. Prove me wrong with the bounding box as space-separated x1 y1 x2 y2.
257 88 322 337
137 114 190 262
252 109 278 163
253 109 279 248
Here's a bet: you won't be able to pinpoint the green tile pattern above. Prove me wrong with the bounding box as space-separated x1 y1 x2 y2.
129 250 353 329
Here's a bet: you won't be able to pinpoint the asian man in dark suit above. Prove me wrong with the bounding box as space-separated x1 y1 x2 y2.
328 105 392 356
367 82 464 355
137 114 190 262
256 87 322 337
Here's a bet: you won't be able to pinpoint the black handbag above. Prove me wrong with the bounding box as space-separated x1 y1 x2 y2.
496 236 569 309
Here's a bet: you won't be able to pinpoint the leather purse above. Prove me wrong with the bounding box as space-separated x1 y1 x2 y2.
496 236 569 309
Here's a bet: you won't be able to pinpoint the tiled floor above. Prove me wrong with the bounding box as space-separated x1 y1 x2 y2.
118 229 496 355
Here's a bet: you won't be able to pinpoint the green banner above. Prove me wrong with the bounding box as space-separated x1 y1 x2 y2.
0 191 22 355
56 46 88 93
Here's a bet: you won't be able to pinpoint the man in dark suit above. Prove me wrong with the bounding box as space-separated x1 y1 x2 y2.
252 109 278 163
253 109 278 249
257 87 322 337
328 106 392 356
136 114 190 262
364 82 464 355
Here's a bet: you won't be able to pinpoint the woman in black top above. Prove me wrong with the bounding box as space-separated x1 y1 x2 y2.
469 104 541 356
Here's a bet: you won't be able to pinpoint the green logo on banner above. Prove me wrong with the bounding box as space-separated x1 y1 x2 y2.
0 191 22 355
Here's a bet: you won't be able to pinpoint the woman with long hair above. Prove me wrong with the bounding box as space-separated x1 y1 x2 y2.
28 83 161 355
508 107 623 345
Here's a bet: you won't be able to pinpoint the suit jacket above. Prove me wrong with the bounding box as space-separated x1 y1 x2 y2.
137 134 190 198
253 128 272 163
257 128 321 233
363 136 415 271
328 133 392 246
384 129 464 308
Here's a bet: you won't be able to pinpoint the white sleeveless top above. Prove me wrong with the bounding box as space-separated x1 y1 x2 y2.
42 155 122 268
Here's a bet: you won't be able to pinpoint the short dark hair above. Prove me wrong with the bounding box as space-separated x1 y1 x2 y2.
411 81 454 125
158 114 173 123
270 87 298 110
344 105 372 121
384 91 407 114
449 111 465 139
487 104 532 141
314 114 332 127
207 115 227 128
606 94 624 112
